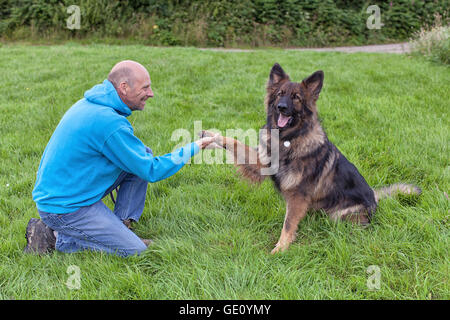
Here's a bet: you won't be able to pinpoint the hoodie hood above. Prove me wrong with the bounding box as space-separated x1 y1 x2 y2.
84 79 132 117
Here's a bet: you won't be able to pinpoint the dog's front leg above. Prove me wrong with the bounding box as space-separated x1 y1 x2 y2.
271 195 309 254
201 130 265 183
201 130 250 161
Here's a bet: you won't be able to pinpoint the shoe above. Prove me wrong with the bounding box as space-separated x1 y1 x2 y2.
23 218 56 254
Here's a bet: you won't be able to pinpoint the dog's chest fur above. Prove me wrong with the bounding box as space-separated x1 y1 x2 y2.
266 123 329 193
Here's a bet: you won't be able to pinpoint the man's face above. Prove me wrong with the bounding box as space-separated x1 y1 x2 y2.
122 72 154 111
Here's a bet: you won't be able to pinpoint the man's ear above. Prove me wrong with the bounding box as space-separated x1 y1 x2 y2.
302 70 324 101
269 63 289 86
118 81 129 96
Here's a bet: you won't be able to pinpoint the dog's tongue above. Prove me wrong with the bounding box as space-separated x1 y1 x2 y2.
278 114 291 128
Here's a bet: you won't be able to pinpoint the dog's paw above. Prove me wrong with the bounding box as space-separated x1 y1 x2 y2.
205 142 222 149
270 242 289 254
198 130 224 149
199 130 217 139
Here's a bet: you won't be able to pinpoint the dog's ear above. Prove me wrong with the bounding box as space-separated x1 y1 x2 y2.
302 70 324 101
268 63 289 86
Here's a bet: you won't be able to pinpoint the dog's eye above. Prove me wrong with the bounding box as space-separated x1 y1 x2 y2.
293 94 301 100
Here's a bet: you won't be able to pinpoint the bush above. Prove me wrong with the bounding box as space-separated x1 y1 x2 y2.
410 14 450 65
0 0 448 47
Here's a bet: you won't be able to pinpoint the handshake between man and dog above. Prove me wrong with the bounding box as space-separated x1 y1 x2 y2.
202 63 421 254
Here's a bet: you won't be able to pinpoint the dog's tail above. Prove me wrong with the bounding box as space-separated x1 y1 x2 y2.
373 183 422 203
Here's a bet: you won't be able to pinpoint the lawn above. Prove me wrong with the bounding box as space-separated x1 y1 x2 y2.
0 44 448 300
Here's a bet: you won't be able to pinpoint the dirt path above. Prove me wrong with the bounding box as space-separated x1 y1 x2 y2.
200 42 411 54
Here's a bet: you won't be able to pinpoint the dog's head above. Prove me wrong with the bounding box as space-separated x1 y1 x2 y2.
265 63 324 131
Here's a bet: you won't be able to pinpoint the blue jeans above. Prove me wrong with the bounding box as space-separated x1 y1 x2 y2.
39 171 149 257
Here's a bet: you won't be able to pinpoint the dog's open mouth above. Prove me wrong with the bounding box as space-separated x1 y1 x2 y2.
277 113 293 128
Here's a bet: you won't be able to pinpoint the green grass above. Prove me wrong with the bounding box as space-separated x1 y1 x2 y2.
0 44 448 300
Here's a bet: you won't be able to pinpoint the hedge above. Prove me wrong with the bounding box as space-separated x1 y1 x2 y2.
0 0 448 46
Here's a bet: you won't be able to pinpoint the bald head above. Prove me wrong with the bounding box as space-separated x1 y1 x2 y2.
108 60 149 89
108 60 153 111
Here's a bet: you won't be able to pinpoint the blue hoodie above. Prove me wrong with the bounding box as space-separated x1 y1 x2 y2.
32 79 199 214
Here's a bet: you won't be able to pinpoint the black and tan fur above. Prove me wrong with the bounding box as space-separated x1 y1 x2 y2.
202 63 421 254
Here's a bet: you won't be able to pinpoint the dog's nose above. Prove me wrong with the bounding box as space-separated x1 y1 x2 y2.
277 103 288 112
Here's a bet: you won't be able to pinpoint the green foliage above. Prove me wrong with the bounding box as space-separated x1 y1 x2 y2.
0 1 448 46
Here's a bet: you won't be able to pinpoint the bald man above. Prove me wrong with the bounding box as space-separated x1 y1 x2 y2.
25 61 215 256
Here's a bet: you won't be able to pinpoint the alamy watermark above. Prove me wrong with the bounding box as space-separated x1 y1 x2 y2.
366 265 381 290
169 121 280 175
67 5 81 30
66 265 81 290
366 5 384 30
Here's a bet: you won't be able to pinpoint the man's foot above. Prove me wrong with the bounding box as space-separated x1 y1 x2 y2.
140 238 154 247
24 218 56 254
123 219 134 230
123 219 153 246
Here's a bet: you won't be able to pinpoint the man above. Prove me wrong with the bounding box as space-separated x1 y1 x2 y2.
25 60 216 257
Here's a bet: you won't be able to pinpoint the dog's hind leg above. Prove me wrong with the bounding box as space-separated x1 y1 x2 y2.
328 205 371 225
271 194 310 254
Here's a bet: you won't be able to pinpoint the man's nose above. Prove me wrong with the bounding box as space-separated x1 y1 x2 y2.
147 87 154 98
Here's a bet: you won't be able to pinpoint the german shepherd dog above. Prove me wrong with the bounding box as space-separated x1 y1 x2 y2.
202 63 421 254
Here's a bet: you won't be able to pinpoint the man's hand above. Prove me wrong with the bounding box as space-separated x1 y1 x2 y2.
195 134 221 150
